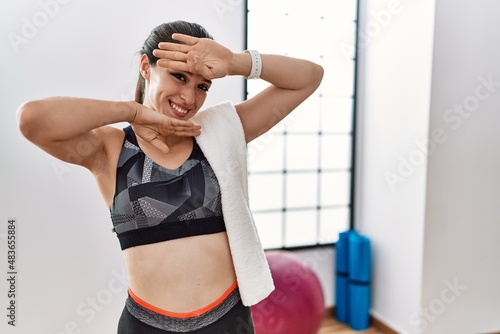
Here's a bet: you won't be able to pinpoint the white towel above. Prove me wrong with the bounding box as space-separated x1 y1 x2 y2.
193 101 275 306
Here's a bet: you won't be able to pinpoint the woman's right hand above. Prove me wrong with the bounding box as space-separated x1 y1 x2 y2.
131 103 201 154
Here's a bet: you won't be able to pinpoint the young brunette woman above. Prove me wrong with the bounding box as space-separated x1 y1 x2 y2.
17 21 323 333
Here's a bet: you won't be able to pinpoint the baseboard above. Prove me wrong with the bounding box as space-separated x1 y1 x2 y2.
328 307 398 334
325 306 334 317
328 307 500 334
370 314 399 334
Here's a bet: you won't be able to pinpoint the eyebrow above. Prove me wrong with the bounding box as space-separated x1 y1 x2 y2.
185 71 212 85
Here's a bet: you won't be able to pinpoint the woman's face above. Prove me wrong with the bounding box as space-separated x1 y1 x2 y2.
141 57 212 120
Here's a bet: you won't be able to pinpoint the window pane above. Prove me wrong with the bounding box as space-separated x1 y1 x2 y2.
249 174 283 211
286 173 318 208
313 0 358 21
321 96 353 133
285 210 318 247
316 21 357 60
248 133 284 172
320 172 351 206
246 80 271 101
286 135 319 171
319 207 350 243
319 58 355 97
285 98 321 133
321 135 352 169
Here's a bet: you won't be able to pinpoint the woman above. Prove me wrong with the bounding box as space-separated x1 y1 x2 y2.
17 21 323 333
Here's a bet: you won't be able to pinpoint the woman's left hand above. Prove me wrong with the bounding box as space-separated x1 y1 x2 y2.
153 34 233 80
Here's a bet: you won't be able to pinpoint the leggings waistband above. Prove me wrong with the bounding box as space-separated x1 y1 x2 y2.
125 282 241 332
128 282 238 318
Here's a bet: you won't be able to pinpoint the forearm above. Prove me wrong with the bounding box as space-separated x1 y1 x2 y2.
17 97 136 143
229 52 324 91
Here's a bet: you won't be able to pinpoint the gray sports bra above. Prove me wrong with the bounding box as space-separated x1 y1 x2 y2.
110 126 226 250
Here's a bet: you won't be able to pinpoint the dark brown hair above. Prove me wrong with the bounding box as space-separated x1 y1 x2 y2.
135 21 213 103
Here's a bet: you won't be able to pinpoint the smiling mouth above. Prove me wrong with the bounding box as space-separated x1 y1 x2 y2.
170 101 189 116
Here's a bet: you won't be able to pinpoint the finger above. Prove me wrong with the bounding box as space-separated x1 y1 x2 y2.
170 122 201 134
172 124 201 131
194 66 217 80
174 128 202 137
157 42 190 52
171 33 199 45
152 49 187 62
173 125 202 134
156 59 190 71
168 118 197 127
162 120 201 134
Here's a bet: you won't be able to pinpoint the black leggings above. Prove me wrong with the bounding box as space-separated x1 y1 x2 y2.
117 298 255 334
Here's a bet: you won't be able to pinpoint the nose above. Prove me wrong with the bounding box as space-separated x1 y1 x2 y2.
180 86 196 106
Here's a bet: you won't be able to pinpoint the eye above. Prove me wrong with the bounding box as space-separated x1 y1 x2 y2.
172 73 186 82
198 84 210 92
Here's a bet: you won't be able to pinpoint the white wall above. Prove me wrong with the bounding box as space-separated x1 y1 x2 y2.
356 0 500 333
355 0 436 332
421 0 500 333
0 1 245 333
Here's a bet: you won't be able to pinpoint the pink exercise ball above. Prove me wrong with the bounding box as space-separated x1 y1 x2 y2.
251 250 325 334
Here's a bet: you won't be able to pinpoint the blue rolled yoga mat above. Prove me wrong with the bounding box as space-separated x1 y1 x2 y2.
335 230 371 330
335 230 352 323
348 232 371 330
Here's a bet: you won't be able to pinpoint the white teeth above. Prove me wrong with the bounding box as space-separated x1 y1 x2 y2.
170 102 188 114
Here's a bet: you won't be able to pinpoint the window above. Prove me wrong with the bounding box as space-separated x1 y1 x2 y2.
246 0 359 249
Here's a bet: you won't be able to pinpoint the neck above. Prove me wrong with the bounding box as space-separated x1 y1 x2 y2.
163 135 185 148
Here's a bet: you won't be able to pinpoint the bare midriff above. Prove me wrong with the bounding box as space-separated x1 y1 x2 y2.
122 231 236 313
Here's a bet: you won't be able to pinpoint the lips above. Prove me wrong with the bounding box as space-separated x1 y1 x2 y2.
170 101 190 117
